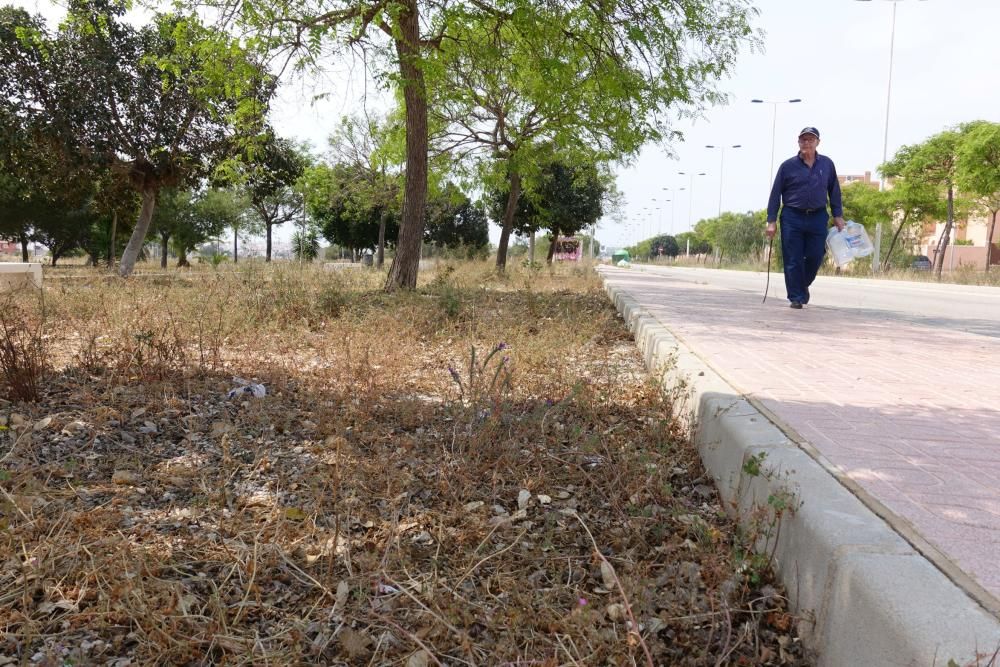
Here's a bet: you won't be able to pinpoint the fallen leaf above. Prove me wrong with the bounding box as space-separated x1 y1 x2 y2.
284 507 307 521
600 561 617 589
407 650 430 667
338 627 372 659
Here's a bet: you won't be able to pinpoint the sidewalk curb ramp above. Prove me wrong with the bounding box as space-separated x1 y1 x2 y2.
601 277 1000 666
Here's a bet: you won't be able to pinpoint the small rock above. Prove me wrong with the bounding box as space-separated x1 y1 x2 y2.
112 470 140 485
606 603 626 622
537 494 552 505
9 413 26 427
517 489 531 510
463 501 484 512
61 420 86 435
32 417 52 432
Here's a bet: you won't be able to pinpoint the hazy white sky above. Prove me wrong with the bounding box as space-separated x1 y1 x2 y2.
12 0 1000 250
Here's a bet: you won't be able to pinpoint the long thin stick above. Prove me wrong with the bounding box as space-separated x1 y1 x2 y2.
762 235 774 304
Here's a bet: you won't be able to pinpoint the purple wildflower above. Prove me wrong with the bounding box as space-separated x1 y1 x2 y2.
448 366 461 383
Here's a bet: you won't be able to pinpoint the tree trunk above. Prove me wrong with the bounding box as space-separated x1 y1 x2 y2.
546 234 557 264
495 170 522 271
233 228 239 264
177 247 190 268
377 212 386 268
385 1 428 292
266 222 273 262
529 232 535 265
882 213 909 272
108 210 118 268
933 185 954 280
160 233 170 269
19 232 29 262
119 187 157 277
985 209 998 273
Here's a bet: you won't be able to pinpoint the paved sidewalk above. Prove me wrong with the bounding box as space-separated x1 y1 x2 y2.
599 266 1000 612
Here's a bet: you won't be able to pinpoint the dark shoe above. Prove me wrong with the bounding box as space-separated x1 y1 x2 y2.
789 302 803 309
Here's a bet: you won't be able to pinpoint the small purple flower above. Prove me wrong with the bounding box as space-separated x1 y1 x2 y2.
495 341 508 352
545 398 554 406
448 366 461 382
502 356 510 365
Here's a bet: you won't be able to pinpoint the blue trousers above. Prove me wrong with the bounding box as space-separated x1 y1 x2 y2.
780 208 829 304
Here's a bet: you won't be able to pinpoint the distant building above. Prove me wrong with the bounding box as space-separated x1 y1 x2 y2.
839 171 879 188
0 240 20 255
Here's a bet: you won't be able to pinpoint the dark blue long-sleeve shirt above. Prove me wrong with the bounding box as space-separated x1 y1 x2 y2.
766 153 843 222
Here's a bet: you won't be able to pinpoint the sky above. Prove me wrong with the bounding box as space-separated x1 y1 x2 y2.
11 0 1000 251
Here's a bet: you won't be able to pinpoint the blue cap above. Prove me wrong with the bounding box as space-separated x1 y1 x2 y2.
799 126 820 139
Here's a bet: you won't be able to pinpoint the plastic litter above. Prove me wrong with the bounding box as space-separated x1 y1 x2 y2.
826 220 873 267
227 377 266 399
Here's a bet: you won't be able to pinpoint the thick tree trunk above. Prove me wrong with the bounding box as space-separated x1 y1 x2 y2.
933 186 954 280
385 0 428 292
529 232 535 265
19 232 29 262
546 234 557 264
986 210 997 273
495 170 522 271
177 247 190 268
266 223 273 262
233 228 239 264
108 210 118 268
119 187 157 278
160 233 170 269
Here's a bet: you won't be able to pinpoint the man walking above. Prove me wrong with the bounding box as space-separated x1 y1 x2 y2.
765 127 845 309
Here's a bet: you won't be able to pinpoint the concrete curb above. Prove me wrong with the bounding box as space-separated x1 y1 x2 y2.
602 276 1000 666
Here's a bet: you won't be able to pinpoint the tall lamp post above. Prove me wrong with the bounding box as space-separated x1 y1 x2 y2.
856 0 927 191
678 171 707 232
705 144 742 217
751 98 802 189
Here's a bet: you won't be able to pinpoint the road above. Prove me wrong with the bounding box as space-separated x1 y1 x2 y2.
636 265 1000 338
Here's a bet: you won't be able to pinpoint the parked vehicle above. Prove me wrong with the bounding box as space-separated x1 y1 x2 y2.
911 255 932 270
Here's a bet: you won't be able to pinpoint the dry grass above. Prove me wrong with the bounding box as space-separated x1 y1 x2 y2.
0 259 807 666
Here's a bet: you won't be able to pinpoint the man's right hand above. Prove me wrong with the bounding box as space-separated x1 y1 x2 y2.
765 222 777 239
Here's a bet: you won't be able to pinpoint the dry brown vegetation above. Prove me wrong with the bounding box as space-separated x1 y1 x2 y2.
0 260 807 666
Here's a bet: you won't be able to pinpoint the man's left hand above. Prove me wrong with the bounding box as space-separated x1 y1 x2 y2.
833 217 846 231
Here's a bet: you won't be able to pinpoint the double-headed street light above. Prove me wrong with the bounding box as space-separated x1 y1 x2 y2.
705 144 742 217
678 171 707 232
751 98 802 189
855 0 928 191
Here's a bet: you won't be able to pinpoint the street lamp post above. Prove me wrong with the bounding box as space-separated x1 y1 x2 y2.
751 98 802 189
705 144 742 217
678 171 707 231
856 0 927 191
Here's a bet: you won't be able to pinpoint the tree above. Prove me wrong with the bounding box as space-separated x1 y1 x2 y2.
238 132 308 262
877 149 947 271
424 182 489 253
326 115 401 267
227 0 757 285
428 2 758 271
4 0 273 277
304 162 401 259
956 121 1000 272
886 129 972 278
533 160 605 263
